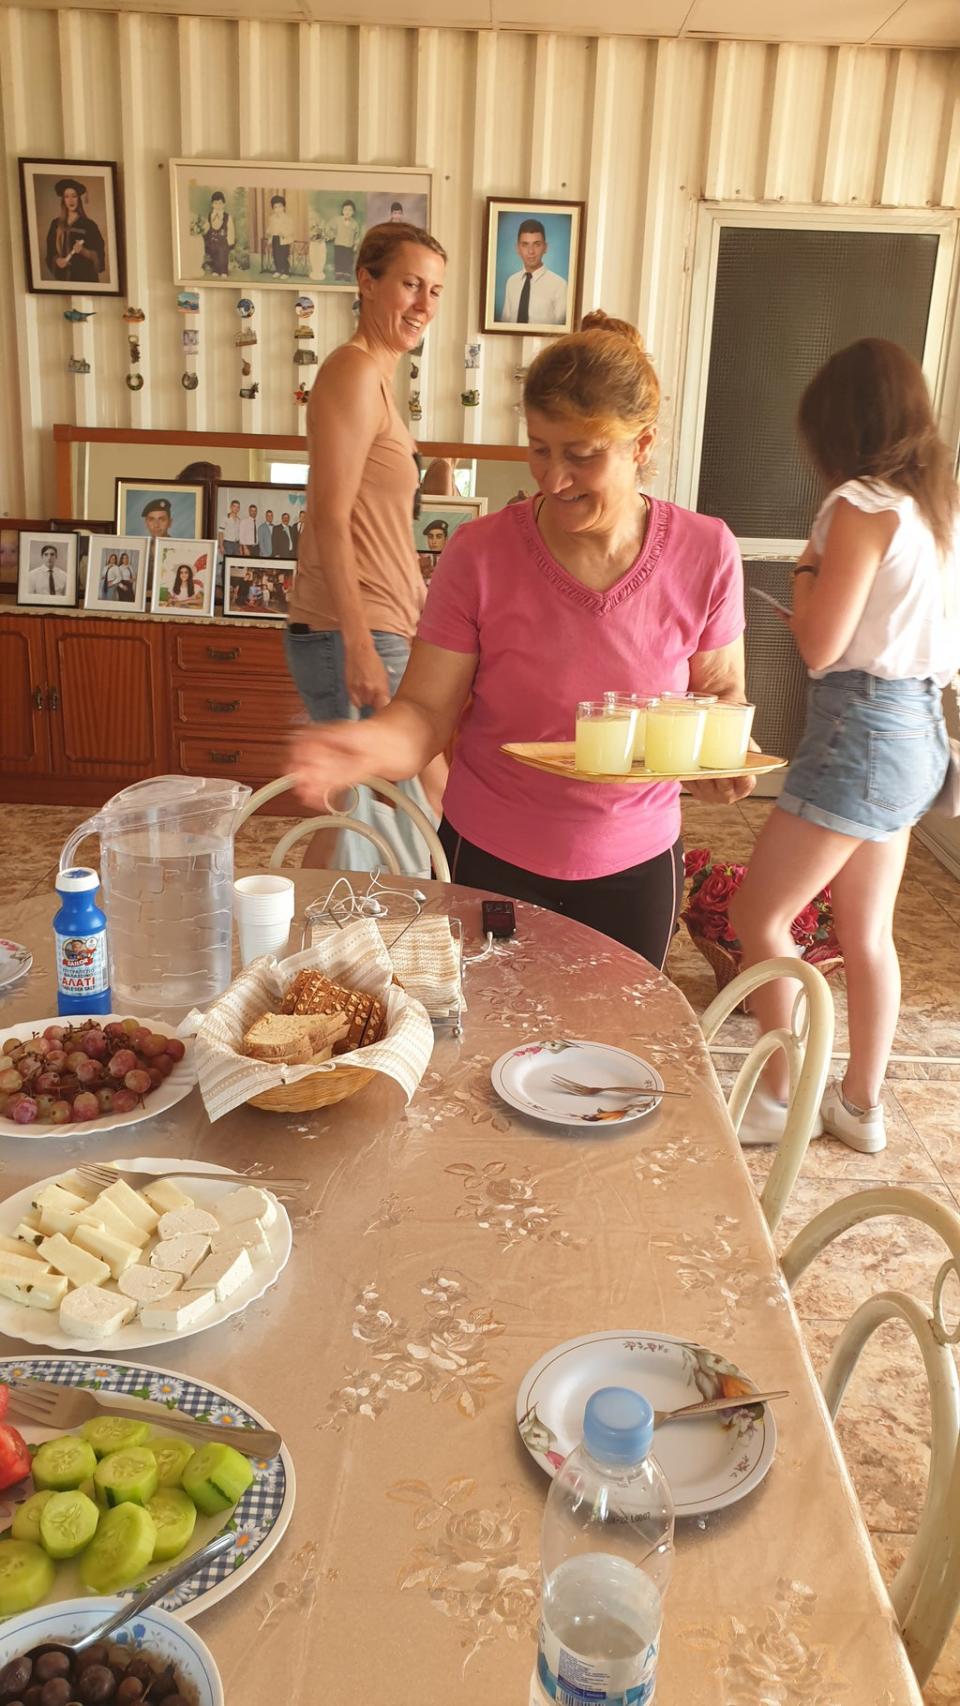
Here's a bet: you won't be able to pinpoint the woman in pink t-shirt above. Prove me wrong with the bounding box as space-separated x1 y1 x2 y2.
292 312 754 964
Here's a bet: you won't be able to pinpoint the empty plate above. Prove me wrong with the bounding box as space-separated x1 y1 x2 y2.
0 940 32 991
491 1039 664 1127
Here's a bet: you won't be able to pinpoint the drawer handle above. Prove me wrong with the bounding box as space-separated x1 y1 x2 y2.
206 646 240 662
47 686 60 713
33 687 44 711
209 750 240 764
206 699 240 713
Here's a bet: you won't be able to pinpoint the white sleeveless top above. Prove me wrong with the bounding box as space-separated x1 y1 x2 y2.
809 478 959 687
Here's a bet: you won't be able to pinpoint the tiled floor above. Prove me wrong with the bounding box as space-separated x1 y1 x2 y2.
4 796 960 1699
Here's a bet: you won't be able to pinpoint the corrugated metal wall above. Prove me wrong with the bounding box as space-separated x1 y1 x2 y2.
1 14 959 513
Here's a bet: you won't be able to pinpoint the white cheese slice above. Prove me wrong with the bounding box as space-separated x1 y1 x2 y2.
0 1235 47 1264
157 1207 219 1242
118 1266 183 1306
60 1284 136 1339
72 1224 142 1281
0 1250 54 1286
76 1198 149 1249
139 1288 216 1333
211 1218 271 1262
140 1179 195 1216
37 1203 83 1239
182 1246 253 1303
15 1218 43 1247
150 1234 210 1277
32 1183 88 1216
99 1180 159 1234
0 1271 69 1311
38 1233 111 1288
52 1170 101 1202
212 1187 277 1230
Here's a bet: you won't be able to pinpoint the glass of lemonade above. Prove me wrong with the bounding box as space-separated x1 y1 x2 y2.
700 702 756 770
644 702 707 773
603 693 660 762
661 691 718 707
575 700 638 775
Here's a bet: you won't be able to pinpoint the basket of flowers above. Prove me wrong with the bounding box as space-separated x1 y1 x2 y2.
681 849 843 1004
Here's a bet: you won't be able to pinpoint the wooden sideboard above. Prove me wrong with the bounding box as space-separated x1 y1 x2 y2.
0 610 302 808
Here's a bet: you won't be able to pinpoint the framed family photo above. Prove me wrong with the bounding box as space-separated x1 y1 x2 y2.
115 479 205 541
18 158 123 296
170 159 432 291
222 556 295 620
213 482 306 561
150 541 217 617
83 536 149 613
414 496 486 585
480 197 584 336
17 532 78 608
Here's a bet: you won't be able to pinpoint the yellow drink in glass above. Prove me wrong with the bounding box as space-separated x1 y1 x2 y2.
644 703 706 773
575 701 637 774
603 693 659 762
700 702 756 769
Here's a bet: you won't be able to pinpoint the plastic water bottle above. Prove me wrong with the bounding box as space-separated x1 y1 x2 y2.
535 1387 674 1706
54 867 111 1017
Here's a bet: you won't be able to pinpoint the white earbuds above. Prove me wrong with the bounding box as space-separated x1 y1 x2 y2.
315 871 425 929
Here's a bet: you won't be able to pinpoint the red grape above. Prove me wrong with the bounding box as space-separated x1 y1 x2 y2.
43 1025 65 1042
12 1097 38 1125
152 1053 174 1079
104 1021 127 1039
49 1100 73 1124
139 1034 168 1059
112 1088 139 1114
82 1030 108 1060
35 1095 57 1118
0 1070 23 1094
18 1058 43 1085
34 1071 61 1094
31 1037 52 1059
164 1038 186 1063
71 1091 100 1122
66 1051 88 1073
121 1018 140 1036
147 1068 164 1091
108 1049 137 1079
96 1088 115 1114
0 1039 20 1058
124 1069 151 1096
45 1050 68 1073
131 1028 153 1051
75 1059 103 1085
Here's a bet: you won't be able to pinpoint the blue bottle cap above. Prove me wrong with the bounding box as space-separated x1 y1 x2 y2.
583 1387 654 1465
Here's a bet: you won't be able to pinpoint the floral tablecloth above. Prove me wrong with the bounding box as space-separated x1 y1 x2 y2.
0 880 921 1704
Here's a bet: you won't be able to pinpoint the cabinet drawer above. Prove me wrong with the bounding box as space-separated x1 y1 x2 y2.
175 684 300 733
170 627 289 681
177 736 292 783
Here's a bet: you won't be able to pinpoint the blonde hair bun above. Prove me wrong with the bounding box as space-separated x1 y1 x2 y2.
580 309 646 352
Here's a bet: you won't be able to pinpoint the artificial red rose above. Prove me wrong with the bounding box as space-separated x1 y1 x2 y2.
791 903 821 942
697 868 741 912
694 911 730 941
684 848 711 880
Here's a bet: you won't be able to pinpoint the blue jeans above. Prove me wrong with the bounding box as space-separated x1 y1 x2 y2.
284 626 410 723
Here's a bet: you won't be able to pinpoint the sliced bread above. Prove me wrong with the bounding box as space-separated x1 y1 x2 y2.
242 1010 345 1064
280 970 386 1052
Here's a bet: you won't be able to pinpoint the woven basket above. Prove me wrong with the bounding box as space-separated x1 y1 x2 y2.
684 922 843 1011
249 1060 375 1113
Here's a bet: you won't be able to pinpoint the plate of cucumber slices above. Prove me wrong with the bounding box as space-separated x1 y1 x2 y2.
0 1356 295 1622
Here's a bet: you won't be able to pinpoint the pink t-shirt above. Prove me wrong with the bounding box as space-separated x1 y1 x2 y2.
418 497 744 879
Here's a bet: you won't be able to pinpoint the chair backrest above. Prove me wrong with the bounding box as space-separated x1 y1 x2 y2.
699 955 835 1232
268 814 402 872
239 773 451 882
781 1185 960 1686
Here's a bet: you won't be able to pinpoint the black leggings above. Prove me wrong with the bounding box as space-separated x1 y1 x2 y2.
439 820 684 969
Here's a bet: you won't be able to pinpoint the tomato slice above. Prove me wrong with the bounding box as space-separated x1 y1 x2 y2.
0 1384 9 1422
0 1423 32 1492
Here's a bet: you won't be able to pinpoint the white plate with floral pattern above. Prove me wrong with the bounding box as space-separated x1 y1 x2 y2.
0 1353 294 1621
517 1329 777 1516
0 943 32 993
0 1016 196 1140
492 1040 664 1127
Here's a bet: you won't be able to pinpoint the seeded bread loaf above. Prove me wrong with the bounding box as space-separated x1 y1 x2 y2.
242 1010 348 1064
280 969 386 1053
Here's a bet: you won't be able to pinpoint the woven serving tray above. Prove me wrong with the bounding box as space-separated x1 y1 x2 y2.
501 743 788 785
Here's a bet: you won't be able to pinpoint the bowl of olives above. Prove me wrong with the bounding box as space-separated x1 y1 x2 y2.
0 1599 222 1706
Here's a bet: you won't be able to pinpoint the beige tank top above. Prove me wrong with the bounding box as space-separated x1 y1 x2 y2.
290 347 424 638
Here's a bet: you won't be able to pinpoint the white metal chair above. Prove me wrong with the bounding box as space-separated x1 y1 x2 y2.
239 773 451 882
781 1186 960 1686
699 956 835 1232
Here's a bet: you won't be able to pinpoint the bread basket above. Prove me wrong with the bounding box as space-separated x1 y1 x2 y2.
247 1061 375 1113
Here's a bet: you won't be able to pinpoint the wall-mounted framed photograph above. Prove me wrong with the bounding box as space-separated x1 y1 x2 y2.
414 496 487 585
114 479 205 541
18 158 123 296
150 540 217 618
170 159 432 291
83 536 150 613
213 481 307 561
222 555 295 620
480 197 585 337
17 532 78 608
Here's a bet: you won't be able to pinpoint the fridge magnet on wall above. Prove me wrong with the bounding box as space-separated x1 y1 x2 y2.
413 497 486 588
170 159 432 291
82 535 149 613
64 308 95 322
461 390 480 407
150 539 217 617
18 159 123 296
126 373 144 392
114 479 205 540
67 357 91 374
122 305 144 322
295 383 309 405
293 347 317 366
480 197 584 337
182 372 199 389
177 290 199 312
239 382 260 400
17 531 79 607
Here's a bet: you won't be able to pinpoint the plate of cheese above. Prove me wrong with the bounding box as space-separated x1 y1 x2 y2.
0 1164 292 1352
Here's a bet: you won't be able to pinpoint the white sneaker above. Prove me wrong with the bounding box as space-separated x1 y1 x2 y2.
736 1085 823 1148
820 1082 887 1154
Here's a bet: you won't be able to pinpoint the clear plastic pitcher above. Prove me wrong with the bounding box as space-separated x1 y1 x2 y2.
59 776 252 1022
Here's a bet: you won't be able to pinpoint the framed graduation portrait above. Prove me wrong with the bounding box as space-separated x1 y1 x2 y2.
18 158 123 296
481 197 584 336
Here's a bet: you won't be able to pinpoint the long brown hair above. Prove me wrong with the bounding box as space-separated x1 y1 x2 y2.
798 338 958 556
523 310 660 446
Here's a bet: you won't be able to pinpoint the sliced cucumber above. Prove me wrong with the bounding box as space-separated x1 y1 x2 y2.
31 1435 98 1492
39 1489 99 1560
94 1445 158 1509
11 1489 55 1545
150 1434 196 1488
0 1538 56 1615
181 1441 254 1515
79 1503 156 1594
146 1486 197 1561
81 1416 151 1459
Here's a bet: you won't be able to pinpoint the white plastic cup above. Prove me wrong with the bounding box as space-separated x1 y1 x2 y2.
700 702 756 770
233 875 295 965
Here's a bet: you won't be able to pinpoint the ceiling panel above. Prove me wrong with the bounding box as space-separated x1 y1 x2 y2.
683 0 899 42
872 1 960 45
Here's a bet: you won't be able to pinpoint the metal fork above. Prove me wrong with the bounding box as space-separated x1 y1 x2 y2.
74 1161 308 1198
8 1381 282 1459
550 1076 690 1099
654 1389 788 1427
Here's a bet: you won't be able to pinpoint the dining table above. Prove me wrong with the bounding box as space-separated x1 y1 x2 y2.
0 874 923 1705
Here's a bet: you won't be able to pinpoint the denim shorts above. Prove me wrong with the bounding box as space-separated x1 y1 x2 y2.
284 627 410 722
778 670 949 841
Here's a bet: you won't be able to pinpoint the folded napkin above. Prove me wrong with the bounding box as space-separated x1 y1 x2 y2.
188 917 434 1121
306 910 463 1020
